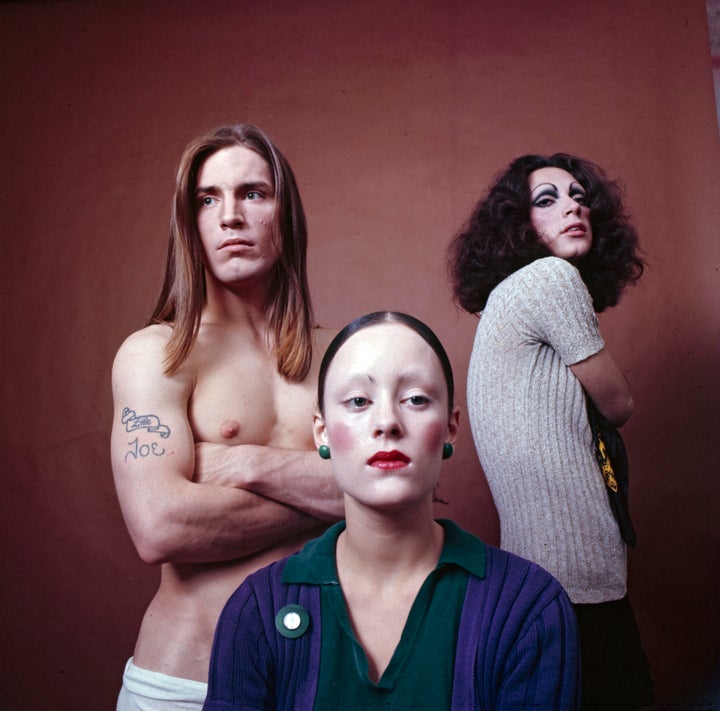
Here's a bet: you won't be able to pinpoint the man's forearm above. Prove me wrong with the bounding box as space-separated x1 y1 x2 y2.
123 477 323 565
194 443 344 521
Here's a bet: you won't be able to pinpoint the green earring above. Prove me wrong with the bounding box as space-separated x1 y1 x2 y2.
318 444 331 460
442 442 454 460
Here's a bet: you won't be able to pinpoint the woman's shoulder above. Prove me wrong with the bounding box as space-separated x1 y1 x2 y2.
485 258 583 313
482 543 569 600
514 256 580 283
498 257 586 303
245 554 294 589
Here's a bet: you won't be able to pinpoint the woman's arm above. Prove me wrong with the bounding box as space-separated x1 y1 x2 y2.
521 259 634 427
570 348 634 427
499 595 581 710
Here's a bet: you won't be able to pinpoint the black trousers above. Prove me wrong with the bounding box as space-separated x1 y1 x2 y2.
573 596 654 711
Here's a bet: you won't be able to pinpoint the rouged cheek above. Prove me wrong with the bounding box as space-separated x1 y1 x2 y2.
423 421 448 452
325 422 356 453
325 419 449 457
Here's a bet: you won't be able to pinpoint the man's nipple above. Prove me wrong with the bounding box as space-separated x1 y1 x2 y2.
220 419 240 439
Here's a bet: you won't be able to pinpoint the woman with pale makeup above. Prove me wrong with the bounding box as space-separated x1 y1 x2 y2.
449 154 653 710
203 312 580 710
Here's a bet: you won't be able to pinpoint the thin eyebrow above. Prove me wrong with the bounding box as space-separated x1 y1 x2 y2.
530 182 558 198
339 371 437 391
530 182 587 199
342 373 376 386
397 370 434 386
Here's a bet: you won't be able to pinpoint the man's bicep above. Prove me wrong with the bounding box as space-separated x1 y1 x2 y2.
111 333 195 472
110 335 196 544
111 398 196 497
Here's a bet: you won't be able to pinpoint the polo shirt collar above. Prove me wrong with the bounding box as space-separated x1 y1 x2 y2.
282 518 486 585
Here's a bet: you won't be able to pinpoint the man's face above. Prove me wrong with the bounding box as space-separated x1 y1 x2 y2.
195 145 279 289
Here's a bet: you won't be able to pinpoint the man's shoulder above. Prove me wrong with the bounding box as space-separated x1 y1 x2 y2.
112 323 181 382
116 323 173 355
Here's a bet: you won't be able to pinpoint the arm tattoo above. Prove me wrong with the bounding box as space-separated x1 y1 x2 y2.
122 407 170 437
122 407 170 463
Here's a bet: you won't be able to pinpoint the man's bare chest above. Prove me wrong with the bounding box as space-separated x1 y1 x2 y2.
187 361 316 448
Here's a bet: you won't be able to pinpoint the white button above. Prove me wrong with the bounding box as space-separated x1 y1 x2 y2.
283 612 302 630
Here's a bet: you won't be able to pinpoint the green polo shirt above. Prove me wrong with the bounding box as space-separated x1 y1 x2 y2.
282 519 487 710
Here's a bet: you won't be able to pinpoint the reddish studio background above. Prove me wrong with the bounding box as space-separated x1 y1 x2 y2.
1 1 719 708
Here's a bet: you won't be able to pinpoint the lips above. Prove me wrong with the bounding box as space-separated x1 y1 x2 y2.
562 222 587 235
219 237 254 250
219 242 255 256
367 450 410 470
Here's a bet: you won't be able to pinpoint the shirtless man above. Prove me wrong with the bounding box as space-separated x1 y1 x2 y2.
111 124 342 709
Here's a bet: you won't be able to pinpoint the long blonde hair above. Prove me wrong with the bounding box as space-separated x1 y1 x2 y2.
148 124 314 380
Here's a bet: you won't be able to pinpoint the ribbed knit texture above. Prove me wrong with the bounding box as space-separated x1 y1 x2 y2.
204 523 580 709
467 257 626 604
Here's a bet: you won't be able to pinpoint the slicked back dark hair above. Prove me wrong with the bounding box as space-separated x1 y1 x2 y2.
317 312 454 416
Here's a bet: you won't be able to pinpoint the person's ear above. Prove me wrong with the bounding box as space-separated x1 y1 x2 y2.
446 405 461 446
313 411 328 449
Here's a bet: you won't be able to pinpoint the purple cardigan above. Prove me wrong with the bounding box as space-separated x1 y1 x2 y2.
204 525 580 710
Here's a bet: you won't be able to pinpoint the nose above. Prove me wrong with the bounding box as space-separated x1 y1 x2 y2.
562 196 582 216
220 198 244 229
373 398 403 439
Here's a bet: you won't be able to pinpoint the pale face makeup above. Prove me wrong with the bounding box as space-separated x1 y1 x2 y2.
314 322 458 512
529 166 593 261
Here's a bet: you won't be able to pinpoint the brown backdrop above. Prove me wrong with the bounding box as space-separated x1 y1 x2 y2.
2 1 718 708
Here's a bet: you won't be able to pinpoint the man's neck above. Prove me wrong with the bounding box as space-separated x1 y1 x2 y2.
202 274 273 330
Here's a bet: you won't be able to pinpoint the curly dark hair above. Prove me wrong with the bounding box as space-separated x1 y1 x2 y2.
448 153 644 313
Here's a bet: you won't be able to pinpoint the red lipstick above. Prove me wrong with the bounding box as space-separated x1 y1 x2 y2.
367 450 410 470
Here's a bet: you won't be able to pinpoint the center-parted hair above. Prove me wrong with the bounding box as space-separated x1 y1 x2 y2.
448 153 644 314
149 123 314 380
317 311 454 416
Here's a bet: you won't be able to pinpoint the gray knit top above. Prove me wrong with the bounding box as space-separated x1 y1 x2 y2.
467 257 627 604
